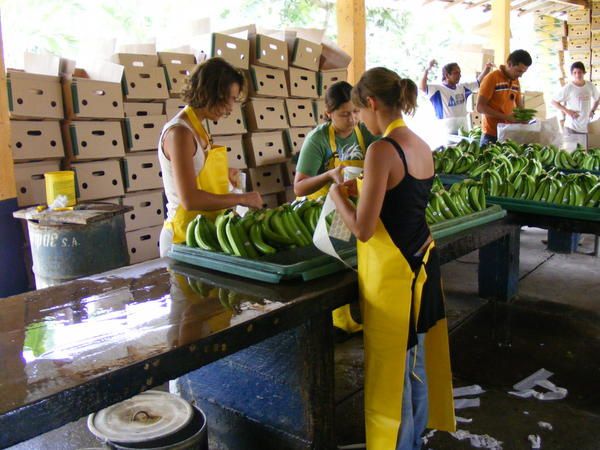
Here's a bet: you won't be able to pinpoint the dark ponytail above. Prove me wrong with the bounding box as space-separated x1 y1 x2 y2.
351 67 417 116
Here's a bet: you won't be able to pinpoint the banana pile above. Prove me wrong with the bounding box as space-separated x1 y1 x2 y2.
434 140 600 175
186 277 263 313
457 126 482 141
426 177 487 224
185 199 325 258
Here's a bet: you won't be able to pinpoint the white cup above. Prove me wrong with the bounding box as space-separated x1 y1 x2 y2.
343 166 363 182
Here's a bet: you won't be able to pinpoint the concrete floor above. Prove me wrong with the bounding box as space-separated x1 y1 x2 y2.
9 228 600 449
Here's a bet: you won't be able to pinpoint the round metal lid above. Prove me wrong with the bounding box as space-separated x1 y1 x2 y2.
87 391 193 443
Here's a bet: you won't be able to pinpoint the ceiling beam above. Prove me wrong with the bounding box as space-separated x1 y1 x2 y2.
466 0 491 9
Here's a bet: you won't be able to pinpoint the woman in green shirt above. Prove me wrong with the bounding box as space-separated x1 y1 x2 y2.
294 81 378 200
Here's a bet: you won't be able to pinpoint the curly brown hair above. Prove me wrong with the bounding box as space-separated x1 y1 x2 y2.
352 67 417 116
181 57 245 110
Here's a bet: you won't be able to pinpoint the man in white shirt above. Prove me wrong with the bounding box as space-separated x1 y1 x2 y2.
420 59 494 134
552 61 600 145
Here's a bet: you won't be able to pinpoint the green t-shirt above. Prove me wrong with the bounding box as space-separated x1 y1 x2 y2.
296 122 378 176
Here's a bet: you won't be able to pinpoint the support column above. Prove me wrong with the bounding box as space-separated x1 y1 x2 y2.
0 16 28 296
491 0 511 65
336 0 366 84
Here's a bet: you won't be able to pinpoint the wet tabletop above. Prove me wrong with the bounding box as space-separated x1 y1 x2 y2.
0 258 357 419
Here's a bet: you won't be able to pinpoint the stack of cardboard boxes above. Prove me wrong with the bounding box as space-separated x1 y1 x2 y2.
565 9 592 82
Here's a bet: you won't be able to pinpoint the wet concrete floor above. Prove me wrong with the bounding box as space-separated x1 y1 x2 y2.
8 228 600 449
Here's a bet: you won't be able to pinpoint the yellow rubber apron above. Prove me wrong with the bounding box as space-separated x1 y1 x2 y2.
308 124 366 333
357 118 455 449
164 106 230 244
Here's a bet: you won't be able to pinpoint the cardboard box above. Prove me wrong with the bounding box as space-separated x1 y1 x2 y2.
468 112 481 130
319 69 348 97
287 67 318 98
592 16 600 31
286 98 317 127
248 164 285 194
592 32 600 48
126 225 161 264
282 160 296 186
286 127 313 155
124 102 164 117
63 78 124 120
523 91 545 109
568 37 591 51
249 65 289 97
124 115 168 152
567 10 590 25
11 120 64 161
251 34 288 70
211 33 250 70
313 99 327 123
243 98 288 131
6 70 63 119
122 151 163 192
122 67 169 101
593 49 600 65
319 39 352 70
288 38 322 71
244 131 288 167
260 193 280 209
165 99 186 120
158 52 196 66
206 102 246 135
14 160 61 206
213 134 247 169
568 23 591 38
63 121 125 162
591 65 600 80
115 53 160 68
72 159 125 201
163 63 195 96
593 2 600 17
280 187 295 204
567 50 591 65
122 189 165 231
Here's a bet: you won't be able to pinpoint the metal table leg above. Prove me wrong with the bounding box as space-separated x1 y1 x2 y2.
478 227 520 302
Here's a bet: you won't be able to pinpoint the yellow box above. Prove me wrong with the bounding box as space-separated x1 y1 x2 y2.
44 171 76 207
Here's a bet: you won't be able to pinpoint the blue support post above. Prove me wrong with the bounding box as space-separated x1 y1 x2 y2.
478 227 520 302
547 229 579 254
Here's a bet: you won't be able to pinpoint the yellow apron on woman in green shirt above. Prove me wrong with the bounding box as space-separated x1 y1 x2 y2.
164 106 230 244
357 118 455 449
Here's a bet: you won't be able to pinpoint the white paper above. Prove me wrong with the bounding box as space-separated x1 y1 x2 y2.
538 421 553 431
453 384 485 398
451 429 503 449
81 60 124 83
513 368 554 391
422 429 436 445
509 378 567 401
528 434 541 449
454 397 481 410
116 42 157 55
24 52 60 76
456 416 473 423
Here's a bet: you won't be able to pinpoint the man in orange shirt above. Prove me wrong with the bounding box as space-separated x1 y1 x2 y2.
476 49 532 146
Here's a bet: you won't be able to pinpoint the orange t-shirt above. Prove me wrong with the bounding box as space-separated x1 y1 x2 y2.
478 66 521 137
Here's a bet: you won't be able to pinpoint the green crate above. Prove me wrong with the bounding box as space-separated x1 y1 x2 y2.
487 196 600 222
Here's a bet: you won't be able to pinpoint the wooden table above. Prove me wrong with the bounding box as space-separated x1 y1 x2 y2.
0 219 518 449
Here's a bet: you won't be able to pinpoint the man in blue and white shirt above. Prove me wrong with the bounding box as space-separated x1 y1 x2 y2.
420 59 494 134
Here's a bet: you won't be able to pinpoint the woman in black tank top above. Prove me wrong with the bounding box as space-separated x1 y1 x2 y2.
330 68 455 450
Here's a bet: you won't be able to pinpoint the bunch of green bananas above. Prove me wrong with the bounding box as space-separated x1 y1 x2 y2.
185 199 325 258
512 108 537 122
425 177 487 224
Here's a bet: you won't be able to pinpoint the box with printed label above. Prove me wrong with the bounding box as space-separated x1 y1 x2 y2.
568 9 590 25
248 164 285 194
286 99 317 127
244 131 288 167
244 98 288 131
313 99 327 123
251 34 288 70
211 33 250 70
568 37 591 51
63 121 125 161
122 189 165 231
287 67 318 98
122 67 169 101
158 52 196 66
124 102 164 117
319 69 348 98
283 160 296 186
125 115 168 152
122 151 163 192
6 70 63 119
213 134 247 169
72 159 124 201
288 38 322 71
126 225 162 264
11 120 64 161
163 63 195 96
206 102 246 135
63 78 124 120
568 23 591 38
14 160 61 206
249 65 289 97
165 99 186 120
286 127 313 155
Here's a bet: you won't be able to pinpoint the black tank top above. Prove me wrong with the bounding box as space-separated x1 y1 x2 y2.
379 137 433 271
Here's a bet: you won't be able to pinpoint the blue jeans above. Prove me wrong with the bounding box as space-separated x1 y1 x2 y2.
480 133 497 147
396 334 428 450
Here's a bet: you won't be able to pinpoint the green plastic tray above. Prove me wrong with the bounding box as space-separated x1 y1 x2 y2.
168 206 506 283
487 196 600 222
438 173 469 186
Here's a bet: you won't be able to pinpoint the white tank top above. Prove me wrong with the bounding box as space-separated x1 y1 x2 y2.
158 116 205 222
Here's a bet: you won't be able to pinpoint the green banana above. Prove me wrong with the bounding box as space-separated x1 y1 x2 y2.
186 217 199 247
215 212 234 254
249 222 276 255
